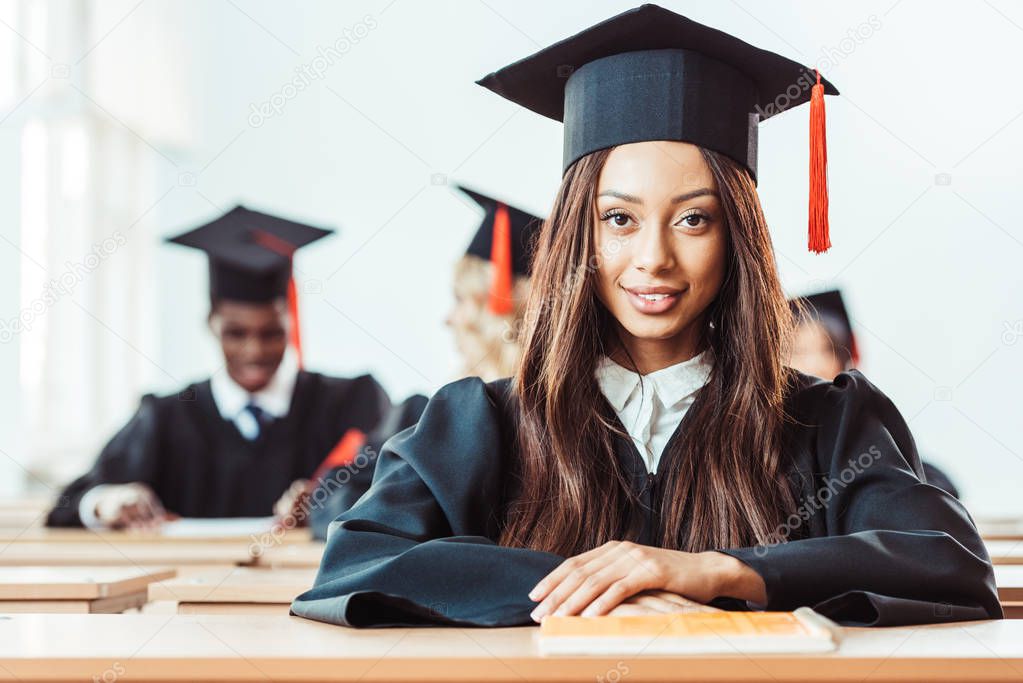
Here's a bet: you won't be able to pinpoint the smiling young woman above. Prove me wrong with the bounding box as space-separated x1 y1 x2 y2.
292 5 1001 628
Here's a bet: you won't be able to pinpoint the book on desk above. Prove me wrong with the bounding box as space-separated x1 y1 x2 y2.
538 607 841 656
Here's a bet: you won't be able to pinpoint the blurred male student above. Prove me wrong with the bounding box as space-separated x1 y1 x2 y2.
47 206 390 529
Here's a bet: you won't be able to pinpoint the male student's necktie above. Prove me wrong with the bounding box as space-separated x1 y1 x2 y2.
242 402 272 440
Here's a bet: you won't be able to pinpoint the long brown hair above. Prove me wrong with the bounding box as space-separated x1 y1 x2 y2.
499 146 797 555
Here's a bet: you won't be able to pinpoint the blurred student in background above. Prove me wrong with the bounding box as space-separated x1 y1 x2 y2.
300 186 544 539
46 207 391 529
788 289 959 497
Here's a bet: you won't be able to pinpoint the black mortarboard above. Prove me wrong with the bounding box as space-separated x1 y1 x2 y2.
457 185 544 277
456 185 545 315
477 4 839 252
790 289 859 366
166 205 333 303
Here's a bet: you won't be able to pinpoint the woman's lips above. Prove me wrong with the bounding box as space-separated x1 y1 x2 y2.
622 285 684 314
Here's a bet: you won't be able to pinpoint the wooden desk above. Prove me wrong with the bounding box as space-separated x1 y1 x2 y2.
0 566 174 613
0 615 1020 681
986 540 1023 565
995 565 1023 601
250 541 325 568
0 496 51 530
0 542 253 567
148 567 315 614
978 518 1023 541
995 565 1023 618
0 526 313 544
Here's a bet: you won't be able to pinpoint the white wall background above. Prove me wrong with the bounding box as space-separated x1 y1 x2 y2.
1 0 1021 517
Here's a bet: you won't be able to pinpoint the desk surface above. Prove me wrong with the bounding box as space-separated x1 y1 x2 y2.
978 518 1023 541
995 564 1023 601
986 540 1023 565
148 566 315 604
0 542 253 567
251 541 325 568
0 526 312 544
0 615 1020 682
0 566 175 600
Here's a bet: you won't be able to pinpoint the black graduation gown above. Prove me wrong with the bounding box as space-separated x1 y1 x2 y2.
46 371 391 526
308 394 429 540
922 461 960 499
291 370 1001 628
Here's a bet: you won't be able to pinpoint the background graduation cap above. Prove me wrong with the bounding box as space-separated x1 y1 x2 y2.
166 205 334 368
476 3 839 253
790 289 859 367
456 184 544 315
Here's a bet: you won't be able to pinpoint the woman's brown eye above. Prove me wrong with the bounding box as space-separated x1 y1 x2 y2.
679 213 706 228
613 214 629 227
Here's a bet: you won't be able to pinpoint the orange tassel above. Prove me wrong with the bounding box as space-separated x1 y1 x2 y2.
488 203 514 315
251 228 305 366
808 69 831 254
310 428 366 483
287 275 303 369
848 335 860 367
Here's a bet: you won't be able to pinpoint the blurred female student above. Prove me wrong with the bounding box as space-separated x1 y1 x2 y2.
303 185 544 538
293 5 1000 626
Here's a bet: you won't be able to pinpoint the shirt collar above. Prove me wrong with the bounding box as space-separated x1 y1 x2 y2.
210 352 299 420
595 350 713 413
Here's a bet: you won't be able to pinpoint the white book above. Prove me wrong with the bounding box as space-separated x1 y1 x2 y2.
158 517 278 538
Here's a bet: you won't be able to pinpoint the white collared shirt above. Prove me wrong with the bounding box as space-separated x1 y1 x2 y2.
210 351 299 439
594 351 713 474
78 354 300 528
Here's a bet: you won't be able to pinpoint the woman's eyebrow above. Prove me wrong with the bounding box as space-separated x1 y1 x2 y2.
597 188 719 205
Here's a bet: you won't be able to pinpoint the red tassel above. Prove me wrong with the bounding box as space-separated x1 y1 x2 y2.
848 334 860 367
808 69 831 254
310 428 366 484
251 228 305 366
287 275 303 369
488 203 514 315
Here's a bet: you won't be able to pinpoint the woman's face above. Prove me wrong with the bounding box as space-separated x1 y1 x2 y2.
788 320 845 380
445 290 479 361
593 141 727 365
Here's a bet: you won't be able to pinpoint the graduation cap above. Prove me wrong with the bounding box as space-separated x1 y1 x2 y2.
166 205 334 367
455 184 544 315
790 289 859 366
476 4 839 253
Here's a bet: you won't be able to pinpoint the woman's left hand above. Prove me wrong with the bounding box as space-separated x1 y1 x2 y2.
605 590 724 617
528 541 762 622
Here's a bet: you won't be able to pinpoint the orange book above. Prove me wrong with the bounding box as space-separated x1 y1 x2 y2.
538 607 841 655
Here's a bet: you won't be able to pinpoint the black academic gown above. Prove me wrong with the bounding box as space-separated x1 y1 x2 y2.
46 371 391 527
309 394 430 540
291 370 1001 628
922 461 960 499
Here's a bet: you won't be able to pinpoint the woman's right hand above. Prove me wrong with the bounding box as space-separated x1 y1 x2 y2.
92 483 167 530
